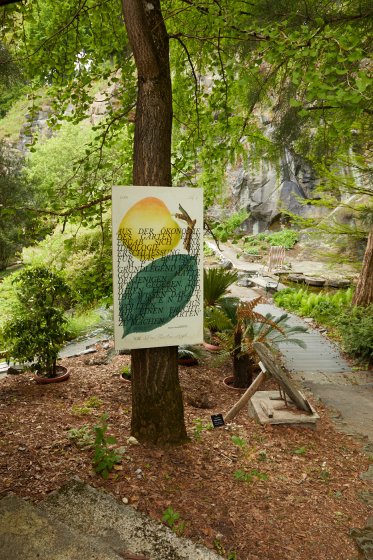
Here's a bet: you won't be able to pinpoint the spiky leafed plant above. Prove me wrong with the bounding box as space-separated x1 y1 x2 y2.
203 267 238 343
203 267 238 307
206 296 307 388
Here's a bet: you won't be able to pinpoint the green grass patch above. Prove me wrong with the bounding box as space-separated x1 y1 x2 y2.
242 229 299 254
0 88 49 141
0 96 30 141
66 308 103 339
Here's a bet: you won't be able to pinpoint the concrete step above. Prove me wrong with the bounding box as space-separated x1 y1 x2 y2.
40 479 222 560
0 493 122 560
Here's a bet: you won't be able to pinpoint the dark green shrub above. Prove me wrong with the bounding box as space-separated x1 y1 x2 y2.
211 209 249 242
1 266 71 376
335 305 373 363
267 229 298 249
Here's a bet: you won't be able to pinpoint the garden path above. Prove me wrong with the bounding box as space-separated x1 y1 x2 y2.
205 238 356 277
229 283 373 444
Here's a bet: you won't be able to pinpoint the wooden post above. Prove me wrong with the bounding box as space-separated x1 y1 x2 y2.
225 371 267 423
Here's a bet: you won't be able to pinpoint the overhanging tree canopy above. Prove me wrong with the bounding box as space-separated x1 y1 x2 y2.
1 0 372 442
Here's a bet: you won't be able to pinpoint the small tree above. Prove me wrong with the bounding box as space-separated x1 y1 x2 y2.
207 297 307 388
2 266 71 377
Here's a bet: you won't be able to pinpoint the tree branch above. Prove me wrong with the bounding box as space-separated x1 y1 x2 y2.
0 195 111 218
1 0 92 64
172 35 200 137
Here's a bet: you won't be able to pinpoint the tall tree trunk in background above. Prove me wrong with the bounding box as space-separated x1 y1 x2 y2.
122 0 187 445
352 227 373 307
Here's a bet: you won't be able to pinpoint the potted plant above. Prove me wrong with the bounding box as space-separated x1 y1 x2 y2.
1 266 71 382
178 345 201 365
206 296 307 388
203 267 238 350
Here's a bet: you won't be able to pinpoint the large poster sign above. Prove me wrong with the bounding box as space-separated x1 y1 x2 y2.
112 186 203 350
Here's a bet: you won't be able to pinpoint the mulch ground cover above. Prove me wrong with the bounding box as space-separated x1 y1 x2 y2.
0 344 371 560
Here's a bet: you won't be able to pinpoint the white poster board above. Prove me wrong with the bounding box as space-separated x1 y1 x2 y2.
112 186 203 350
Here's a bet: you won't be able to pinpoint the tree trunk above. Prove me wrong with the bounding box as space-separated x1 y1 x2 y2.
232 330 255 388
232 353 253 388
352 227 373 307
122 0 187 444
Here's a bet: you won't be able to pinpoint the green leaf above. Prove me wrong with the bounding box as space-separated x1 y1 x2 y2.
120 254 198 337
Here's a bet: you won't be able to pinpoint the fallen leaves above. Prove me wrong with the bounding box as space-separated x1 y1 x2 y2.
0 345 370 560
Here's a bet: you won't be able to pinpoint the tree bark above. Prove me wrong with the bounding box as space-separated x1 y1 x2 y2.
122 0 187 444
352 227 373 307
232 329 255 388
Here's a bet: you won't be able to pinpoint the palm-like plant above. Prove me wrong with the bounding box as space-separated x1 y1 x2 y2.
206 296 307 388
203 267 238 307
203 267 238 343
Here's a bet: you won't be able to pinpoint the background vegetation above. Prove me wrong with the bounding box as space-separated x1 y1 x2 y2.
0 1 372 363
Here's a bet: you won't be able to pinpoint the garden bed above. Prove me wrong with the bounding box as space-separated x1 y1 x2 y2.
0 343 370 560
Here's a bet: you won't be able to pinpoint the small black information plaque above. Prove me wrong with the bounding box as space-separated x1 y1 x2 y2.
211 414 225 428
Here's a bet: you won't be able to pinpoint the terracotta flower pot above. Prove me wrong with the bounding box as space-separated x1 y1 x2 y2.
178 357 199 366
120 372 132 383
203 341 221 352
35 365 69 384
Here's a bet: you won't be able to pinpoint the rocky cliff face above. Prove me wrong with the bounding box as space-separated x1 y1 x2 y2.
226 149 328 233
13 89 350 236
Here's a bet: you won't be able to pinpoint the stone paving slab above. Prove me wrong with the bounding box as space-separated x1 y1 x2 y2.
59 334 110 358
304 383 373 442
0 481 223 560
41 479 223 560
0 493 122 560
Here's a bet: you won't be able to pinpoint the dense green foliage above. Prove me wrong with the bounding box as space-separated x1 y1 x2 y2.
0 42 23 119
1 266 71 375
23 221 112 307
0 142 40 269
274 287 353 320
211 210 250 242
336 305 373 363
242 229 299 255
2 0 370 206
274 287 372 362
25 121 133 225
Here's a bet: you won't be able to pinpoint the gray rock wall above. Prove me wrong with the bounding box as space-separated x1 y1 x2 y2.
226 148 329 233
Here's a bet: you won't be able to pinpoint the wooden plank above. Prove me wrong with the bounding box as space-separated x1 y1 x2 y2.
253 342 313 413
225 370 267 423
260 401 274 418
